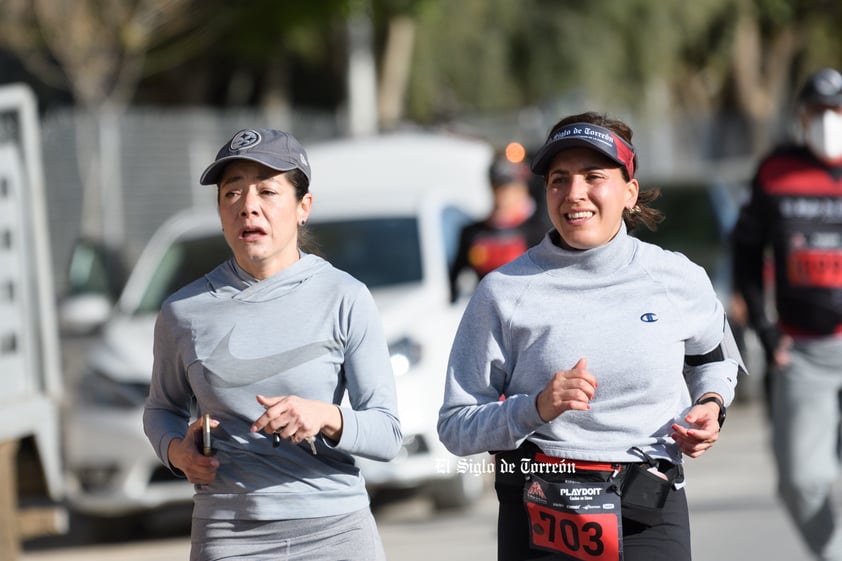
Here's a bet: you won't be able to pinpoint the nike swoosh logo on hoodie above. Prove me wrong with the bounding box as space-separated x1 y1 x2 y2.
203 327 340 388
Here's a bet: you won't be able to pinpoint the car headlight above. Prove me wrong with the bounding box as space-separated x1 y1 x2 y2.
388 336 422 377
77 369 150 408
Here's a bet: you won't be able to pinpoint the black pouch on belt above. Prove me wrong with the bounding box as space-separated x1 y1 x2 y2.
619 447 682 509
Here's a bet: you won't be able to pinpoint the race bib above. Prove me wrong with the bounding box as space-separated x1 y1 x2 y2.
787 248 842 288
524 476 622 561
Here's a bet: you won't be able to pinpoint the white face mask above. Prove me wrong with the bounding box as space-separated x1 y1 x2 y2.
804 109 842 163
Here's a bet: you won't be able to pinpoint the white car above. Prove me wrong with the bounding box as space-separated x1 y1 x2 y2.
61 132 496 516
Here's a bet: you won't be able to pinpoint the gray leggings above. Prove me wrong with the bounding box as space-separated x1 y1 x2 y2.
772 336 842 561
190 507 386 561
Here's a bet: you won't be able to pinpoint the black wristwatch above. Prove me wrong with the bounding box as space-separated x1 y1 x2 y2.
695 396 726 428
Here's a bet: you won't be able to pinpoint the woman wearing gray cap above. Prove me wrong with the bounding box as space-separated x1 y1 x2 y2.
143 128 402 560
438 112 744 560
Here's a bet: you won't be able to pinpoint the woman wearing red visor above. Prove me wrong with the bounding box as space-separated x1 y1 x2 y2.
439 112 746 561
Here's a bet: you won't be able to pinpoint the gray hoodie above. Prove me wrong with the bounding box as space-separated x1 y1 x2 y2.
143 254 401 520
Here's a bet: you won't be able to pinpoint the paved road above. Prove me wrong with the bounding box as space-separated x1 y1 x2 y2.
684 401 816 560
21 402 832 560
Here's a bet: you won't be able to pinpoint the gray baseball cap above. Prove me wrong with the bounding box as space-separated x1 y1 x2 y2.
489 155 531 187
200 128 311 185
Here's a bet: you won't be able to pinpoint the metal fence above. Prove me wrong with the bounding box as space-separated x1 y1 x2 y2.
41 107 344 294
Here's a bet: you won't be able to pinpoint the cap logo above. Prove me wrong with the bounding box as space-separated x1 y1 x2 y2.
536 122 635 178
551 125 615 149
230 129 262 151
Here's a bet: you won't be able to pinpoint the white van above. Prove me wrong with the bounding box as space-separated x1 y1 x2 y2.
61 132 496 516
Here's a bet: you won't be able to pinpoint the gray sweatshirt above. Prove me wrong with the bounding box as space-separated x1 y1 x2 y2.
438 225 739 465
143 254 402 520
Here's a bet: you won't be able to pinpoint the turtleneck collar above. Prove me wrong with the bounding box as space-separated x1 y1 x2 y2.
529 221 636 278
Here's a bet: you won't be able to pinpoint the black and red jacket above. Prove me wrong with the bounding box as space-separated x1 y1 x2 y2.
448 211 548 303
731 144 842 355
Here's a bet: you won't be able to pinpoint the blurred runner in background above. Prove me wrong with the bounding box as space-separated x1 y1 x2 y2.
731 67 842 561
449 145 548 302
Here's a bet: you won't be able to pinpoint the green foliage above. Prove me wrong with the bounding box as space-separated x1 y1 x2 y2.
3 0 842 127
406 0 528 120
401 0 842 124
404 0 739 120
194 0 350 63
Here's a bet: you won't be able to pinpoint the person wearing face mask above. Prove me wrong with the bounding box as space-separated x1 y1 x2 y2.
439 111 744 560
731 67 842 561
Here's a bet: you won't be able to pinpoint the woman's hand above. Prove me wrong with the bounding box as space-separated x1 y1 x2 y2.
671 398 721 458
772 335 794 369
251 394 343 444
535 358 598 422
167 417 220 484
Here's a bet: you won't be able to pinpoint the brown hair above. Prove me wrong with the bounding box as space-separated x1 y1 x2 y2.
543 111 663 232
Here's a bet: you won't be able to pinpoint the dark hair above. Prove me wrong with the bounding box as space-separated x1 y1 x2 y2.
285 168 310 200
544 111 663 232
489 153 531 188
285 168 318 254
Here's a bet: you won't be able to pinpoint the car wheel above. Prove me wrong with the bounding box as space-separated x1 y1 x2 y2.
430 471 486 511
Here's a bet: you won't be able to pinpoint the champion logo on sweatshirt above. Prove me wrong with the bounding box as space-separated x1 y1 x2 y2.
639 313 659 323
